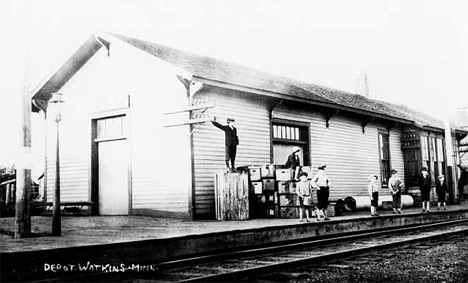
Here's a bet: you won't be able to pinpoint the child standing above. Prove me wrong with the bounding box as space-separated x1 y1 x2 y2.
436 174 448 210
368 174 380 216
389 169 403 214
296 171 315 222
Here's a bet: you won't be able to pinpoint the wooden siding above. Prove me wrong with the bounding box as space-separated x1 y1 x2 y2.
192 88 271 217
274 104 405 200
44 40 191 217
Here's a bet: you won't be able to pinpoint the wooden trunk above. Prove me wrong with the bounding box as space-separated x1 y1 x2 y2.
214 171 249 220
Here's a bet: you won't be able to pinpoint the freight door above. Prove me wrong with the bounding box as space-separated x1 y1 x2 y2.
98 139 129 215
273 144 304 166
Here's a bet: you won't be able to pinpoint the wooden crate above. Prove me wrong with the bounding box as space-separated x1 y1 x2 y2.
260 165 276 178
249 167 261 181
264 192 278 205
261 207 279 218
214 171 249 220
279 194 298 206
251 182 263 194
275 169 293 181
278 181 290 193
325 204 335 217
263 179 276 191
280 207 298 218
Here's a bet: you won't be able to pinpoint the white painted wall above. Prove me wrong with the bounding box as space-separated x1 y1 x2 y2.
45 37 191 216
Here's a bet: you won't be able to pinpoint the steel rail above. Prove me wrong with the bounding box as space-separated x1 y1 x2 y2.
156 220 468 283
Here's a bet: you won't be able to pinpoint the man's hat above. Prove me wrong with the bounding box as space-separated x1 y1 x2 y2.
299 171 308 177
227 118 235 122
421 167 428 171
390 169 398 174
318 164 326 170
368 174 378 180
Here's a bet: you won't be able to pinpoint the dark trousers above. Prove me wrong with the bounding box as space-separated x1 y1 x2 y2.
317 186 329 210
392 192 401 209
225 145 237 169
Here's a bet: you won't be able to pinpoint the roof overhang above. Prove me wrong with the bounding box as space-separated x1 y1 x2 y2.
31 35 109 113
193 75 414 126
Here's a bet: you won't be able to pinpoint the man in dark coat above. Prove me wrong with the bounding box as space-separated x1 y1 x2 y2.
458 164 468 201
419 167 431 212
212 118 239 171
285 148 301 180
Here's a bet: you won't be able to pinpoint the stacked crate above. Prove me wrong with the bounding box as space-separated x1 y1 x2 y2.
249 165 279 218
277 167 299 219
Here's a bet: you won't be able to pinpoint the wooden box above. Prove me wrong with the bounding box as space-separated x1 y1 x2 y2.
263 179 276 191
325 204 335 217
249 167 261 181
278 181 290 194
261 207 279 218
260 165 276 178
251 182 263 194
264 193 278 205
279 194 298 206
276 169 293 181
214 171 249 221
280 207 298 218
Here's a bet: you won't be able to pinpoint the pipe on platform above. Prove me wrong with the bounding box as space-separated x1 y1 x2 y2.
344 195 414 211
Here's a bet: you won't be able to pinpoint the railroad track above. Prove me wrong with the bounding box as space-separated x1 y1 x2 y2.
130 219 468 283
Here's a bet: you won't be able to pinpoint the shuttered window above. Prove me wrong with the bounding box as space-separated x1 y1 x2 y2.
378 132 390 187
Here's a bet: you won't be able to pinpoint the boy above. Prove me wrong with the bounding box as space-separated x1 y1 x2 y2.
296 172 316 222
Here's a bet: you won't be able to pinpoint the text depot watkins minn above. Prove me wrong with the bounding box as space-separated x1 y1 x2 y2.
44 262 156 273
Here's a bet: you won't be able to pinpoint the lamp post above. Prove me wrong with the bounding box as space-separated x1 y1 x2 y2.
49 92 64 236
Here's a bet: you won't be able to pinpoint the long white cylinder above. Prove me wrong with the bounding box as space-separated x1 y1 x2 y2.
344 195 414 211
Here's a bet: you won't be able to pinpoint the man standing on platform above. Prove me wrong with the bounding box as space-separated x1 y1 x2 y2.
212 118 239 172
419 167 431 212
312 165 331 221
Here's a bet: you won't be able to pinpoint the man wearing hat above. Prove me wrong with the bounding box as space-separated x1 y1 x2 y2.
212 118 239 172
436 174 448 210
419 167 431 212
311 165 331 220
388 169 403 214
285 147 301 180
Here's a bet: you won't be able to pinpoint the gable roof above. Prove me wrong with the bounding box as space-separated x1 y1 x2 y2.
32 33 467 134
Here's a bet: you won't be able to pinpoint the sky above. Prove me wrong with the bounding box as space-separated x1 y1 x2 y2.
1 0 468 174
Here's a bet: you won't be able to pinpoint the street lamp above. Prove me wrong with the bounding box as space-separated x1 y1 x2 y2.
49 92 64 236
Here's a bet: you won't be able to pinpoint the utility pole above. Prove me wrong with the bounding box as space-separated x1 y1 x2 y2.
14 0 32 239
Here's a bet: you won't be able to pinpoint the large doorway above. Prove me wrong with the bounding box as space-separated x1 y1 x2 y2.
92 114 130 215
98 139 129 215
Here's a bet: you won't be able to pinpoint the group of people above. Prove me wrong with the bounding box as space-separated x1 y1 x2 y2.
368 167 450 217
212 118 467 220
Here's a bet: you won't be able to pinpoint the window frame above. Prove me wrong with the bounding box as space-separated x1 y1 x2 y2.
378 130 391 188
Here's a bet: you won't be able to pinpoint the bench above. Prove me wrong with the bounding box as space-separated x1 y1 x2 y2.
44 201 93 214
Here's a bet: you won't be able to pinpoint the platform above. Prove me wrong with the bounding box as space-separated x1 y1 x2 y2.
1 203 468 281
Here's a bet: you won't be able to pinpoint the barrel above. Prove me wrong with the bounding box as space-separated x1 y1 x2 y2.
344 195 414 211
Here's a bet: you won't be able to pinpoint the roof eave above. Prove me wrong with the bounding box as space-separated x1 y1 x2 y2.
31 35 107 113
193 75 413 126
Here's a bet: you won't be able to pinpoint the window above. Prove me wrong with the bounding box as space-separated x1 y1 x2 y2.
436 138 446 178
378 132 390 187
272 121 310 166
96 116 126 140
421 136 430 171
273 124 301 141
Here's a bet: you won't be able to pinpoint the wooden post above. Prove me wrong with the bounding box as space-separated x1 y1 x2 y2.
52 120 61 236
14 0 32 239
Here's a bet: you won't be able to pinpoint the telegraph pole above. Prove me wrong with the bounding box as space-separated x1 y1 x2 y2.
14 0 32 238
